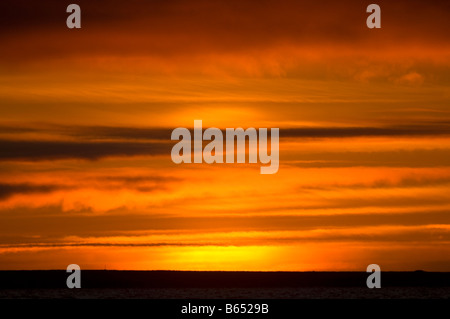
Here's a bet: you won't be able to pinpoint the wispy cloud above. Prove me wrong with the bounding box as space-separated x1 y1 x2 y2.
0 140 171 161
0 183 70 200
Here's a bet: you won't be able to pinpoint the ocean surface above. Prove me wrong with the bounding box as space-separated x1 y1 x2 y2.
1 271 449 299
1 287 450 299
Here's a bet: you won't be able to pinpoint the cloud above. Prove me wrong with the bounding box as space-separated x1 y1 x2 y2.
65 126 172 141
0 125 171 141
0 242 207 249
395 72 425 86
1 0 450 70
1 224 450 250
99 176 179 183
0 140 171 161
284 149 450 168
0 183 69 200
282 124 450 138
295 176 450 191
95 175 182 193
1 205 450 239
4 122 450 139
70 123 450 140
1 123 450 162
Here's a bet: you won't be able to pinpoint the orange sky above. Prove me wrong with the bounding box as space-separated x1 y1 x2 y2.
1 0 450 271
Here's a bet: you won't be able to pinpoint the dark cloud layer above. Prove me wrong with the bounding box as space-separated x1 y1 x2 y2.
0 183 67 200
5 122 450 139
1 206 449 239
54 123 450 140
2 223 450 250
1 0 450 65
282 124 450 138
1 123 450 162
0 140 171 161
285 149 450 168
0 177 176 202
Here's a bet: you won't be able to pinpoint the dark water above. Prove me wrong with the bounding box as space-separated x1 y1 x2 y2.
1 271 450 299
1 287 450 299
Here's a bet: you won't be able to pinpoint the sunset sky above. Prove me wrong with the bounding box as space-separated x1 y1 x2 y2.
1 0 450 271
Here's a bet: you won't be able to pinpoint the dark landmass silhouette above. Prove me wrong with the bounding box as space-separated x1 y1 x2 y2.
1 270 450 289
